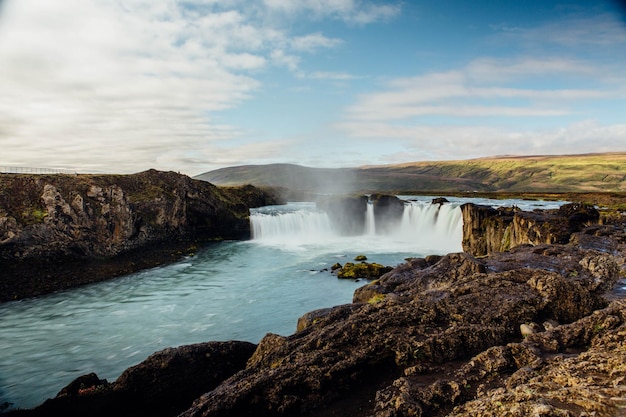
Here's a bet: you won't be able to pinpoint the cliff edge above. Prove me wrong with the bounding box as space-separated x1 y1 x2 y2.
0 170 279 301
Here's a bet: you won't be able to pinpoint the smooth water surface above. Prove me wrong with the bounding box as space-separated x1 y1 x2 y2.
0 196 566 410
0 241 371 409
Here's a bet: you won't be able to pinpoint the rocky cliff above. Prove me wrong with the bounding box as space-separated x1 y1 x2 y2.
9 200 626 417
0 170 279 301
461 202 601 256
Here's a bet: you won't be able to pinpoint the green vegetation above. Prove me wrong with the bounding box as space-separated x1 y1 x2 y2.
23 208 49 224
337 262 393 279
367 294 386 304
195 152 626 194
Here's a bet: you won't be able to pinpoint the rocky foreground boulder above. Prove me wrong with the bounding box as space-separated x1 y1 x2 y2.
7 202 626 416
9 341 256 417
0 170 279 301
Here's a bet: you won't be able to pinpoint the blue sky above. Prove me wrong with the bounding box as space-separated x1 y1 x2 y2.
0 0 625 175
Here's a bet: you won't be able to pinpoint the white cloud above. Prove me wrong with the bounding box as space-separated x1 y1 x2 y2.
465 57 600 82
492 14 626 47
291 33 343 51
309 71 357 80
0 0 369 174
343 57 622 123
349 3 400 24
336 121 626 163
262 0 400 23
263 0 355 16
270 49 301 71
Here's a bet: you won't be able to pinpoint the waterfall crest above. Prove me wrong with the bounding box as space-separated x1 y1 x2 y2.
250 203 336 244
250 200 463 253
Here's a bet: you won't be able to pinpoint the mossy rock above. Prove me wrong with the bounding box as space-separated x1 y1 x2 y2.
337 262 393 279
330 263 342 271
354 254 367 261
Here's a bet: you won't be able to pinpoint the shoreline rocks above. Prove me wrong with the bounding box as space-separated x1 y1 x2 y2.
10 341 256 417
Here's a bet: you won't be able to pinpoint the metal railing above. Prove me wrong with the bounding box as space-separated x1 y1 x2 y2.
0 166 78 175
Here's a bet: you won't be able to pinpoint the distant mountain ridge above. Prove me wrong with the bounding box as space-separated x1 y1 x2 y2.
194 153 626 193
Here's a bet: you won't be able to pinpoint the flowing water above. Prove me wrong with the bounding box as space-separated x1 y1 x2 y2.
0 196 566 410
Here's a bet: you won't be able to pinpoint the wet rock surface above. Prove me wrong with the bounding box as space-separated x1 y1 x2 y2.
6 203 626 417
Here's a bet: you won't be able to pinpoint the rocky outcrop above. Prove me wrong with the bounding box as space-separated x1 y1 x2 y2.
377 300 626 417
370 193 404 233
0 170 279 301
333 261 393 280
173 238 622 417
316 194 368 235
461 202 600 256
16 341 256 417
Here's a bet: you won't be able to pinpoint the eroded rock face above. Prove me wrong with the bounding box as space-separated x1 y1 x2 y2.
445 301 626 417
0 170 267 262
461 202 600 256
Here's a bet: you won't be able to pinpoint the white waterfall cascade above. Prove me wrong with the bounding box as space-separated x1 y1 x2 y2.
396 201 463 252
250 203 337 245
365 202 376 236
250 200 463 253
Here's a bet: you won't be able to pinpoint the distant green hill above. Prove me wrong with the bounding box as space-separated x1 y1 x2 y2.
194 153 626 194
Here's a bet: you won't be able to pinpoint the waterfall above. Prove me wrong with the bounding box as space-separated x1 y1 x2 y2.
395 201 464 252
364 202 376 236
250 203 336 245
250 200 463 253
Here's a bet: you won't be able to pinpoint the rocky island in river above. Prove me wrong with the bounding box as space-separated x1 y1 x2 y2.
1 170 625 416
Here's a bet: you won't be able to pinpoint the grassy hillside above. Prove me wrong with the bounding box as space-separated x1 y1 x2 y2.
195 153 626 194
195 164 359 194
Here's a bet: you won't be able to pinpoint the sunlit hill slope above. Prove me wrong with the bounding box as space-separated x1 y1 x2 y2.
195 153 626 194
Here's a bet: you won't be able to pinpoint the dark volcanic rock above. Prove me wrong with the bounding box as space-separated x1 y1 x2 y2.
316 194 368 235
19 341 256 417
0 170 279 301
443 301 626 417
370 194 405 233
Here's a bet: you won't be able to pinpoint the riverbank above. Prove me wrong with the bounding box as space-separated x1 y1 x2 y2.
6 201 625 416
0 170 281 302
